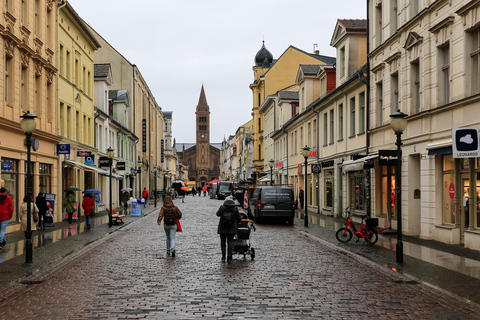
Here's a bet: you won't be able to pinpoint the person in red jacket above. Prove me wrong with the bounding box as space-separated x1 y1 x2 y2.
0 187 14 248
81 194 95 230
142 188 149 208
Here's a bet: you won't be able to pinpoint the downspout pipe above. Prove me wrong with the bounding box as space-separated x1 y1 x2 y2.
312 106 321 215
366 0 372 217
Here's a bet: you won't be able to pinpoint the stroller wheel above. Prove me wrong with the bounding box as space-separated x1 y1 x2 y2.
250 247 255 260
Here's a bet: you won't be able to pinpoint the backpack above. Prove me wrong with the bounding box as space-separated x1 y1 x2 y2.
220 208 236 227
163 207 177 225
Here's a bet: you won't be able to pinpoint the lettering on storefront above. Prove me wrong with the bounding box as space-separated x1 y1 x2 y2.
379 150 399 166
452 127 480 158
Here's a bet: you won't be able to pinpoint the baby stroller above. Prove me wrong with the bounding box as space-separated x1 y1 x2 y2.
233 210 256 260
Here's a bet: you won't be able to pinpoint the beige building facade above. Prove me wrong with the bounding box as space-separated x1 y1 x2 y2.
368 0 480 250
1 0 60 230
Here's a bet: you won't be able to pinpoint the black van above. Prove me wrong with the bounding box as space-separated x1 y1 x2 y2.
249 186 295 224
217 181 234 200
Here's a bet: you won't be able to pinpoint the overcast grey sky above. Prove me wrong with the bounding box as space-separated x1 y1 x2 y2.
68 0 366 144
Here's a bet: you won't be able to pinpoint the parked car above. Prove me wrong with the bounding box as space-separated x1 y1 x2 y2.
249 186 295 225
217 181 234 200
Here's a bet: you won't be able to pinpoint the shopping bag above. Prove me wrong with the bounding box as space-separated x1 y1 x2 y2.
176 219 183 232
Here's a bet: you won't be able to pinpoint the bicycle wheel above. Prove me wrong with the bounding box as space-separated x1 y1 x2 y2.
364 230 378 245
336 228 353 243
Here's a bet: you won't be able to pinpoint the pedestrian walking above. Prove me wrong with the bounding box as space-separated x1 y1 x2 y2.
122 191 130 214
299 187 304 210
81 194 95 230
180 189 185 203
20 194 39 236
142 188 149 207
157 196 182 257
35 192 47 230
0 187 14 248
202 185 207 197
65 191 77 229
192 186 196 197
216 196 241 262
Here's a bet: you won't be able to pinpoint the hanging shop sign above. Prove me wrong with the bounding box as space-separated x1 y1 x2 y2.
452 127 480 158
77 150 92 157
99 156 110 168
84 155 95 165
379 150 399 166
116 162 126 171
311 163 322 174
56 144 70 155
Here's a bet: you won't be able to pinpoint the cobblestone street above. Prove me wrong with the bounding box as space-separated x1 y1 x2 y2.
0 196 479 319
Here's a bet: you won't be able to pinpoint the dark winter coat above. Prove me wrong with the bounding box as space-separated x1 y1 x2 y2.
216 199 241 235
0 192 14 221
35 193 48 215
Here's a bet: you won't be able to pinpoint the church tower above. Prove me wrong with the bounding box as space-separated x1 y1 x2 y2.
195 85 210 182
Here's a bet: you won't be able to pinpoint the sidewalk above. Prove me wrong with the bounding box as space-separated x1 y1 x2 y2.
0 204 160 291
294 208 480 305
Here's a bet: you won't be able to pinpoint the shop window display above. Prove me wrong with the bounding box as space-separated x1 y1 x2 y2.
442 155 455 225
350 172 365 211
324 169 333 208
1 158 19 221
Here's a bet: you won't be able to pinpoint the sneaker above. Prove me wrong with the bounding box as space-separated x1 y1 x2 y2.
171 250 175 257
167 250 171 256
221 256 226 262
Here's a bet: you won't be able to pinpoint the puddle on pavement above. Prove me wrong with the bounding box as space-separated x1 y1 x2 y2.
0 215 111 263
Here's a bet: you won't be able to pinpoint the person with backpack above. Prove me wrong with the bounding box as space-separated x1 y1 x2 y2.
157 196 182 257
216 196 241 262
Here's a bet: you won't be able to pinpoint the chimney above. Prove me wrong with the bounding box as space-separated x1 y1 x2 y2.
315 50 320 55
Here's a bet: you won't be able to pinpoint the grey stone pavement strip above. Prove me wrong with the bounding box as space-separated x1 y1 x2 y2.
0 197 479 319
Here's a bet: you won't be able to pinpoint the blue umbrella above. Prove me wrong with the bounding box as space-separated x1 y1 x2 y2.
83 189 101 194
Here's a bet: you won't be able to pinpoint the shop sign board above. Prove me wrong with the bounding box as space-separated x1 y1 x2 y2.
77 150 92 157
99 156 110 168
379 150 399 166
1 161 13 171
56 144 70 154
116 162 126 171
85 156 95 165
311 163 322 173
452 127 480 158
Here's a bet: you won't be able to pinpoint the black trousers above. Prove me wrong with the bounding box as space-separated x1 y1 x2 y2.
67 212 74 224
220 234 234 259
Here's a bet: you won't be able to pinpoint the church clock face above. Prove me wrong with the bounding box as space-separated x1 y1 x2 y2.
201 134 205 139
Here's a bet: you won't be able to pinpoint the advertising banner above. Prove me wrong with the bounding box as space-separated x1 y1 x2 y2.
44 193 56 226
131 202 142 216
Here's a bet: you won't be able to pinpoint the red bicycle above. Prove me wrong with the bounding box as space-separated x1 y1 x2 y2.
335 206 379 245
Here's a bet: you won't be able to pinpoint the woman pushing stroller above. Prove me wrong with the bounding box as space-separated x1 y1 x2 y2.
216 196 241 262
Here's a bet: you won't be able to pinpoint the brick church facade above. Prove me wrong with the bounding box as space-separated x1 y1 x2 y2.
174 85 220 187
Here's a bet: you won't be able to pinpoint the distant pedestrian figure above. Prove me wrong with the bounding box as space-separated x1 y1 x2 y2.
202 186 207 196
157 196 182 257
216 196 241 262
142 188 149 208
122 191 130 214
192 186 196 197
35 192 48 230
82 194 95 230
20 195 39 236
65 191 77 229
0 187 14 248
299 187 304 210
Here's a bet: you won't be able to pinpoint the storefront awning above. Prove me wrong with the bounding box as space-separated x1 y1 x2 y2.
426 140 452 156
64 160 109 175
257 174 272 182
342 154 378 172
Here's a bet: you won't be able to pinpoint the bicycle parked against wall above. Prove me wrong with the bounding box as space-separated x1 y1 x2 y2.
335 206 379 245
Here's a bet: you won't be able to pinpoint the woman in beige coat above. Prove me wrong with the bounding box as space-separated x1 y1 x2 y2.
20 195 39 233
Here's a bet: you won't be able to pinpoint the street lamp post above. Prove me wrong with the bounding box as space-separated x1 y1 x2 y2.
20 111 37 263
268 159 274 186
302 145 311 228
390 109 408 264
107 147 115 227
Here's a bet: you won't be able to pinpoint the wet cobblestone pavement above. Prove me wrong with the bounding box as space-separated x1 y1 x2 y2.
0 196 479 319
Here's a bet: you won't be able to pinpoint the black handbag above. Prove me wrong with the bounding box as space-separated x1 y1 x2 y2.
90 208 95 217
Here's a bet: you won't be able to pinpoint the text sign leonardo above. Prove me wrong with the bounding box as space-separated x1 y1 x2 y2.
452 128 480 158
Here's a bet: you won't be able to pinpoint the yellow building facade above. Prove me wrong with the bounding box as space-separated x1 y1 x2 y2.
57 2 100 215
250 43 333 178
1 0 59 231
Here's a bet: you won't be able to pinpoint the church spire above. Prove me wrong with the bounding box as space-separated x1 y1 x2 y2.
197 84 209 112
